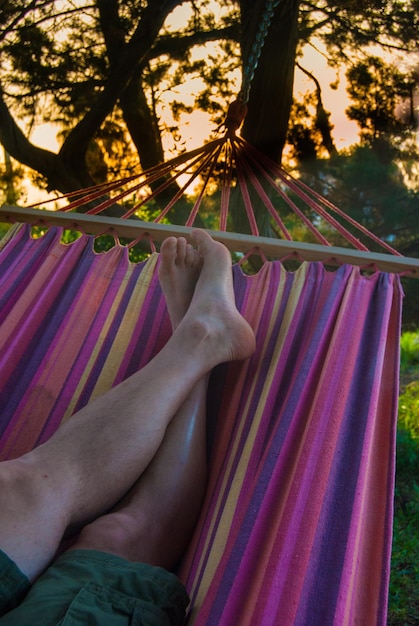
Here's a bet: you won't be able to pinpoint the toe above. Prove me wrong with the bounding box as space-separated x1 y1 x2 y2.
160 237 177 262
176 237 188 264
185 243 196 267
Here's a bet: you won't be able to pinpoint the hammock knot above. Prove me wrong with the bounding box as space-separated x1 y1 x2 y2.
223 99 248 136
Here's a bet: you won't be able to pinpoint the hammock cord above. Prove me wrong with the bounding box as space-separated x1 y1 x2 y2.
239 0 281 104
23 130 405 259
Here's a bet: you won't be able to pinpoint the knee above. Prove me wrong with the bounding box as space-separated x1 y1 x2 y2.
69 510 179 569
70 511 148 560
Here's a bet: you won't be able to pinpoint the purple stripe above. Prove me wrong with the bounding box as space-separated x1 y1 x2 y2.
0 233 94 440
0 226 63 322
68 261 149 413
295 281 392 625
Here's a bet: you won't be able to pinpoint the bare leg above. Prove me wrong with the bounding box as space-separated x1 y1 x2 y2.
70 236 209 569
0 231 255 580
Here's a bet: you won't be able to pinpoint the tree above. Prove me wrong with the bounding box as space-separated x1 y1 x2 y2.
0 0 418 214
291 47 419 253
346 56 417 141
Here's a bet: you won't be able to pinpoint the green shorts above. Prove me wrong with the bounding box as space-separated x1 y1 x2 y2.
0 549 189 625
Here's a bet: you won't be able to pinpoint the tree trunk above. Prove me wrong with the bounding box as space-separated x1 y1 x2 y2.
240 0 300 163
119 74 197 224
120 76 165 172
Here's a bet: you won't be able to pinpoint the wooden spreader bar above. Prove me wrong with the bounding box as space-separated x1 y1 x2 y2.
1 205 418 277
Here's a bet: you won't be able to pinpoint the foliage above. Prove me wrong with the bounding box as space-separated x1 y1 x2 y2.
389 330 419 624
287 140 419 265
0 0 242 204
398 381 419 441
346 56 416 140
0 157 25 205
400 332 419 371
389 464 419 625
0 222 11 241
389 354 419 625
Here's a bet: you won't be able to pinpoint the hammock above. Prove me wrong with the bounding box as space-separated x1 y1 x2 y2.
0 223 402 625
0 3 413 620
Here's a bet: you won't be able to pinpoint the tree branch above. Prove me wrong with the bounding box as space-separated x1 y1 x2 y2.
146 24 240 64
0 83 82 191
296 62 337 156
96 0 125 69
58 1 181 168
0 0 40 43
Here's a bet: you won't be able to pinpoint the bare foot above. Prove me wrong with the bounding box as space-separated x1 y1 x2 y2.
158 236 202 329
179 230 256 364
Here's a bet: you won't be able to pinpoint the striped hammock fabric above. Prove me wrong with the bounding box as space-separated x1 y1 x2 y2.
0 224 402 625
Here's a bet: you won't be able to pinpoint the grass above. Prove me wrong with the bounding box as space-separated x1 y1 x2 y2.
387 331 419 625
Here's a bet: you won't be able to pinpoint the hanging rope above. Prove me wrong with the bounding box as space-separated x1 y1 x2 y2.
239 0 281 104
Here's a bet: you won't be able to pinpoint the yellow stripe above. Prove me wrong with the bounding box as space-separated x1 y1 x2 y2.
190 264 308 612
63 253 158 421
0 223 24 250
